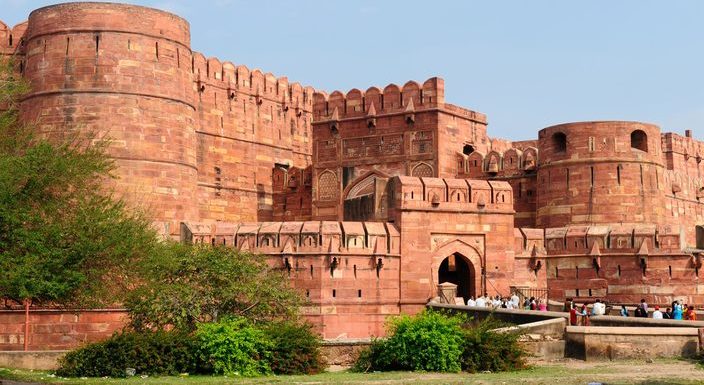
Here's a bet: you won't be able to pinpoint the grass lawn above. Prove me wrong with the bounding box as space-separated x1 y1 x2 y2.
1 359 702 385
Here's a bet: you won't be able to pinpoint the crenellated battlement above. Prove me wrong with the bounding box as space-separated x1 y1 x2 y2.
312 77 470 121
457 145 539 178
387 176 514 213
180 220 400 255
544 223 685 255
191 52 316 112
0 20 27 56
662 131 704 160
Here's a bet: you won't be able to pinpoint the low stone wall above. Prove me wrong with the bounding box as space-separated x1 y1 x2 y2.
565 326 702 360
320 339 371 367
494 317 566 360
0 309 127 351
0 351 66 370
590 315 704 328
428 302 569 324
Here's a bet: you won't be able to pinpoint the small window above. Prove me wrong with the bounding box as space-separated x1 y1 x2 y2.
358 289 362 298
552 132 567 153
630 130 648 152
463 144 475 155
696 225 704 249
332 289 336 298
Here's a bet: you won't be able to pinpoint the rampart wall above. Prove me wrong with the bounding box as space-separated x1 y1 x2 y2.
5 2 316 235
181 220 401 339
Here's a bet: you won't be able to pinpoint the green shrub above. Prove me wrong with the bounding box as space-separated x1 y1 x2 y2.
461 318 527 373
56 331 198 378
262 320 325 375
354 310 466 372
353 311 528 374
195 318 273 377
352 337 395 372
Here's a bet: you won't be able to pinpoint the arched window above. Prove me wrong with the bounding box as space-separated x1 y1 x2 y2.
552 132 567 153
463 144 475 155
630 130 648 152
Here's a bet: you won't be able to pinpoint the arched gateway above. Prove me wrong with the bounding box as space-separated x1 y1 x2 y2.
438 253 475 302
433 240 484 303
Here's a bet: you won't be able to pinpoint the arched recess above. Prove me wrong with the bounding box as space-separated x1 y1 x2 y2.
317 170 339 201
342 170 391 221
343 170 390 200
523 147 538 170
630 130 648 152
411 162 434 178
552 132 567 153
697 225 704 249
439 254 475 302
432 240 484 300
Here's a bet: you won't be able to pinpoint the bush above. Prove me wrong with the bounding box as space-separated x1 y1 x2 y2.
262 320 325 375
352 337 395 373
354 310 466 372
56 317 326 378
56 331 198 378
461 318 527 373
195 318 273 377
353 311 528 374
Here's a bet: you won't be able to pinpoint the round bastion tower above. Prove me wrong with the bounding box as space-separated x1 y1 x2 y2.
20 3 198 233
536 121 667 228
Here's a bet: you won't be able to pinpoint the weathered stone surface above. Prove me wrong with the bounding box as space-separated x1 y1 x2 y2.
3 2 704 348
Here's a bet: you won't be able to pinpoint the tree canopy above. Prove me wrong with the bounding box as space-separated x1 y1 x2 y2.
0 59 158 307
126 242 302 332
0 58 301 328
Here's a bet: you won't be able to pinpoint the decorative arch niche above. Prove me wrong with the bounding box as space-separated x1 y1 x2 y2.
411 162 434 178
630 130 648 152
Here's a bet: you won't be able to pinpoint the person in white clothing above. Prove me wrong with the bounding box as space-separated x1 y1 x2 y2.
652 305 663 319
466 296 476 307
475 296 486 307
492 296 501 308
591 299 606 316
510 292 520 309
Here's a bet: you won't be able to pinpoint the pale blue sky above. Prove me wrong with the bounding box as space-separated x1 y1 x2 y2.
3 1 704 140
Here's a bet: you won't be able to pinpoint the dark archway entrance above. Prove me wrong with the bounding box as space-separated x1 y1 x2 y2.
438 253 474 302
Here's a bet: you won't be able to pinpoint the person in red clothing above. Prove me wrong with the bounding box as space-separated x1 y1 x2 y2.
687 306 697 321
569 304 578 326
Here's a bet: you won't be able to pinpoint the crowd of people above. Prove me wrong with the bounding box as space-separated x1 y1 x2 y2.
567 298 699 326
465 293 700 326
621 299 697 321
466 292 548 311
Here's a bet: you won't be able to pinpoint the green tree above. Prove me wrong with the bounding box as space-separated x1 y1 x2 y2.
125 242 302 332
0 58 158 309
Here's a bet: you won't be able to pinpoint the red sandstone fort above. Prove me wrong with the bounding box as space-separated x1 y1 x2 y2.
3 2 704 343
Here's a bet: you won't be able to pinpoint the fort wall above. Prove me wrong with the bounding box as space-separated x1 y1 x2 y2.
5 2 317 234
19 3 198 232
191 53 314 223
5 2 704 345
535 121 666 228
181 220 401 339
